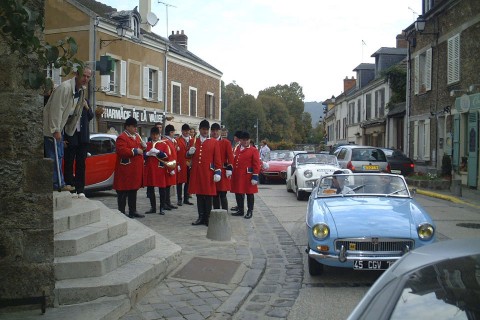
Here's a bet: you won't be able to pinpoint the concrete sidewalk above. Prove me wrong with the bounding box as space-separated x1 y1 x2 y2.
414 184 480 209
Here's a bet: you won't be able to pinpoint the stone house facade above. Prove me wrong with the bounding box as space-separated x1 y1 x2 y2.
45 0 222 139
405 0 480 187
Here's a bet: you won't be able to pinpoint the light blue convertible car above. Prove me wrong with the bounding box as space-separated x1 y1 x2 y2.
306 173 436 276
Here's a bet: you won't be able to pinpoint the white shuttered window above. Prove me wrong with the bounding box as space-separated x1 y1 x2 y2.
447 34 460 85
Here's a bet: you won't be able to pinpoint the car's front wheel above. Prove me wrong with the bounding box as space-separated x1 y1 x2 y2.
308 254 324 276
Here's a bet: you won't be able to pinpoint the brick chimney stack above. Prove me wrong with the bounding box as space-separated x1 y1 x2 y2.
396 33 408 48
344 76 356 92
168 30 188 49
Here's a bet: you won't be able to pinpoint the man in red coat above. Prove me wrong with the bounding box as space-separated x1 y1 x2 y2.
175 123 194 206
187 120 222 226
210 123 234 211
162 124 178 210
113 117 146 218
230 130 243 212
144 126 170 215
230 131 261 219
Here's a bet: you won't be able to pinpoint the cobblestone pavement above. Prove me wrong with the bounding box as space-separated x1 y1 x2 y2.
89 189 303 320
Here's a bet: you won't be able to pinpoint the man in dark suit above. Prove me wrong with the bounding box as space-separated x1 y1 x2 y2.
64 99 94 198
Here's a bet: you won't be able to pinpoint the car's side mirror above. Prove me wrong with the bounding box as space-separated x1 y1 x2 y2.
411 188 417 196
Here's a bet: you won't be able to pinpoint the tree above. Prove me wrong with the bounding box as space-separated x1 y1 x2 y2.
223 94 263 137
221 81 245 110
257 95 292 141
300 112 313 144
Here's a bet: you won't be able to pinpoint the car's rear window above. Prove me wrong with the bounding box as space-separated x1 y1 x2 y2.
351 149 386 162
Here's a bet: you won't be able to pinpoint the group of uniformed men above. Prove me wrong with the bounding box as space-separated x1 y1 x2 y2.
112 117 261 226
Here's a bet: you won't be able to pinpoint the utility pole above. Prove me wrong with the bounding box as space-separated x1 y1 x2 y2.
158 1 176 37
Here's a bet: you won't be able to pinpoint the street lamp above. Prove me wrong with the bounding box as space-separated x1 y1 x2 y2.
253 118 259 147
100 23 127 48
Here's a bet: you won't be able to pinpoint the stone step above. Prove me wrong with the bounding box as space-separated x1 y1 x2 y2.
54 207 128 257
54 232 182 306
54 199 101 235
0 296 131 320
54 220 156 280
53 191 73 211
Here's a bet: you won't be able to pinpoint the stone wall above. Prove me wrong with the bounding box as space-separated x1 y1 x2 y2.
0 0 55 309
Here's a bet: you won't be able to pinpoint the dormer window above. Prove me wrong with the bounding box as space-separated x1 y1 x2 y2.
132 16 140 38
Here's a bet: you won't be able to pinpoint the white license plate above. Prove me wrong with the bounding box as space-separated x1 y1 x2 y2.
353 260 395 270
391 169 401 174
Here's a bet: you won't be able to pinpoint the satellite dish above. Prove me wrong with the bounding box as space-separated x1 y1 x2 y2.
146 12 159 27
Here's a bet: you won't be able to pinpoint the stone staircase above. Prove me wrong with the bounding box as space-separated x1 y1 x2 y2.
2 192 182 320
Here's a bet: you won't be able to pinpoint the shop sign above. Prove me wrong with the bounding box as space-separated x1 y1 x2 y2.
101 105 164 124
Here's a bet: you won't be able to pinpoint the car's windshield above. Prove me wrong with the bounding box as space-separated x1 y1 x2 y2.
315 173 410 197
351 148 387 162
266 151 293 161
296 154 339 166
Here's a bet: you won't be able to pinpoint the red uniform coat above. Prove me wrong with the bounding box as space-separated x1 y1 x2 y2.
230 145 261 194
188 137 222 196
216 137 234 192
143 140 170 188
113 131 144 191
163 137 177 187
175 135 192 184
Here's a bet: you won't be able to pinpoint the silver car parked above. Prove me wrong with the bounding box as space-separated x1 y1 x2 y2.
334 145 390 173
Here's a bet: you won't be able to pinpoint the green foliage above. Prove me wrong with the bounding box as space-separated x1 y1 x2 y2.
0 0 84 89
270 140 295 151
382 65 406 107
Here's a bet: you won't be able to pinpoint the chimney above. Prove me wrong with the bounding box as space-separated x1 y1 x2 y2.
168 30 188 49
139 0 151 32
344 76 356 92
396 33 408 48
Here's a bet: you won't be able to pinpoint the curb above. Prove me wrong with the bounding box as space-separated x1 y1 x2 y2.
414 188 480 209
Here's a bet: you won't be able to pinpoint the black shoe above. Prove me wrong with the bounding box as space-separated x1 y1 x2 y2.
230 206 238 211
244 210 253 219
164 205 171 211
231 210 244 216
129 212 145 218
192 218 204 225
158 209 165 215
177 201 183 206
169 204 178 209
183 200 194 205
145 208 156 214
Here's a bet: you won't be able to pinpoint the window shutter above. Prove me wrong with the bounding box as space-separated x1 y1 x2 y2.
157 71 163 102
425 48 432 91
424 119 430 160
447 34 460 85
413 120 419 160
205 93 208 118
143 67 149 99
101 75 110 92
414 57 420 94
212 95 216 119
452 114 460 168
120 60 127 96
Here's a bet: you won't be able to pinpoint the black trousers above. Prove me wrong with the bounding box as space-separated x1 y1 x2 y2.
176 181 189 202
117 190 138 214
213 191 228 210
165 185 174 206
64 138 88 193
235 193 254 211
146 186 166 209
196 194 212 220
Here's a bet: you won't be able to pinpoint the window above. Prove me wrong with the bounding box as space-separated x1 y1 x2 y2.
143 66 162 101
357 98 361 123
423 0 433 13
375 88 385 117
447 34 460 85
171 82 181 114
413 119 431 160
132 16 140 38
205 92 215 119
342 117 347 139
348 102 355 124
101 58 126 95
414 48 432 94
189 87 197 116
366 94 372 120
336 120 340 141
46 63 62 88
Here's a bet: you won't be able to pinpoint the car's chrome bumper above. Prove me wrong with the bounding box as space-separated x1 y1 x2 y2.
307 249 402 262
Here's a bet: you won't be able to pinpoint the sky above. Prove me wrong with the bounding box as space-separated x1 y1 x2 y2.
99 0 422 102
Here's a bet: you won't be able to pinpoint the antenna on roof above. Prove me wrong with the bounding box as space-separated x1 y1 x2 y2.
158 1 177 36
408 7 419 22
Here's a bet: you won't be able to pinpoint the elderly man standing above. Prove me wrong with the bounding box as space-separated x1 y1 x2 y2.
113 117 146 219
230 131 261 219
43 66 92 191
187 120 222 226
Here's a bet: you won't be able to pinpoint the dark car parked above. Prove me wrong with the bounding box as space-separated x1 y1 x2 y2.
381 148 414 176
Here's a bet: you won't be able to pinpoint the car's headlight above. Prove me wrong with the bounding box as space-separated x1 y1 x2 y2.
304 170 313 178
312 223 329 240
417 223 434 240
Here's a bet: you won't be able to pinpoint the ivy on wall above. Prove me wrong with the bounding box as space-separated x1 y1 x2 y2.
0 0 84 90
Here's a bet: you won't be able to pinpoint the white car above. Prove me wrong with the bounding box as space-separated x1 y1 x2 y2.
286 153 351 200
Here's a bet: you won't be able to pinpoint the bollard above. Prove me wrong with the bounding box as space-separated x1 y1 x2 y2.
451 179 462 197
207 209 232 241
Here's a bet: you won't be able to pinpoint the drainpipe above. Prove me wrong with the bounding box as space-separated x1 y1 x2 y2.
162 43 169 134
91 17 98 132
405 36 412 156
